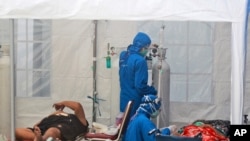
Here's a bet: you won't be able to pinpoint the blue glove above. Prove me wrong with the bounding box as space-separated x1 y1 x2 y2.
160 127 171 135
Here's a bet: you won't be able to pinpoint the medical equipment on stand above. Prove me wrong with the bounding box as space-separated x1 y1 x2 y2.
105 43 113 69
149 25 170 128
87 95 106 119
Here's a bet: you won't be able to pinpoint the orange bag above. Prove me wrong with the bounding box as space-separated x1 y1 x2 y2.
181 125 229 141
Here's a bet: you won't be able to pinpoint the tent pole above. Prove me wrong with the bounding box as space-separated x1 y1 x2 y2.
92 20 98 122
10 19 15 141
231 16 247 125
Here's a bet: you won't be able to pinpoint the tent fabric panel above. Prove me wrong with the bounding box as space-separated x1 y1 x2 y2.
0 0 246 22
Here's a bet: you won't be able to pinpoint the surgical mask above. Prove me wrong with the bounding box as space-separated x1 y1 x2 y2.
150 110 160 118
140 47 148 56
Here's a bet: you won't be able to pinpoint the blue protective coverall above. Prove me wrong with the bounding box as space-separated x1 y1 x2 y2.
124 110 170 141
119 32 157 118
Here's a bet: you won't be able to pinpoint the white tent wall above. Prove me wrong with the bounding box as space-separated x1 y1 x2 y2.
14 20 95 128
0 20 11 138
0 19 243 136
0 0 249 139
168 22 232 125
96 21 137 124
244 17 250 119
13 20 138 128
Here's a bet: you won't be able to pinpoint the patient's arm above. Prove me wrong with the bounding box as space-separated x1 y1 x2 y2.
53 101 88 126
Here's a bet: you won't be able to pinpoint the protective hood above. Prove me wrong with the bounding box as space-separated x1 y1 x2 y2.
138 95 161 116
128 32 151 53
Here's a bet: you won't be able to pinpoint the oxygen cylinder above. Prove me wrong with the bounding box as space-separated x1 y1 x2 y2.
146 56 153 86
0 45 11 136
152 48 170 128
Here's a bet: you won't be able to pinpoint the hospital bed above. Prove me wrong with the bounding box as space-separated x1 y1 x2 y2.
156 135 202 141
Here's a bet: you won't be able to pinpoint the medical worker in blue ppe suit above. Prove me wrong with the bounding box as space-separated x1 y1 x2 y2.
119 32 157 119
124 95 175 141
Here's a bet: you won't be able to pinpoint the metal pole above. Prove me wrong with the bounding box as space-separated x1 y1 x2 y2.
92 20 98 122
10 19 15 141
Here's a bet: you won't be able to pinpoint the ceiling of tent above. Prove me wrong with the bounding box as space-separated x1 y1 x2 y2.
0 0 246 22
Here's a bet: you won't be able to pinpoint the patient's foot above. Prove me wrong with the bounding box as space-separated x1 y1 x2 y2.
34 126 43 141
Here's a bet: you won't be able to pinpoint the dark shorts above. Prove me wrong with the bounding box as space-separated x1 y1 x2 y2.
30 114 88 141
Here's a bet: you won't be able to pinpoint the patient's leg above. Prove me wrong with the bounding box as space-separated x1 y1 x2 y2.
34 126 42 141
15 128 35 141
34 126 61 141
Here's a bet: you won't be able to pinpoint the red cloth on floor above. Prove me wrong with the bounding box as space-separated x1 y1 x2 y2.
181 125 229 141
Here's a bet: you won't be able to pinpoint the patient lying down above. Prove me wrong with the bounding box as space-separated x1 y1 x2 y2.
15 101 89 141
33 126 48 141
